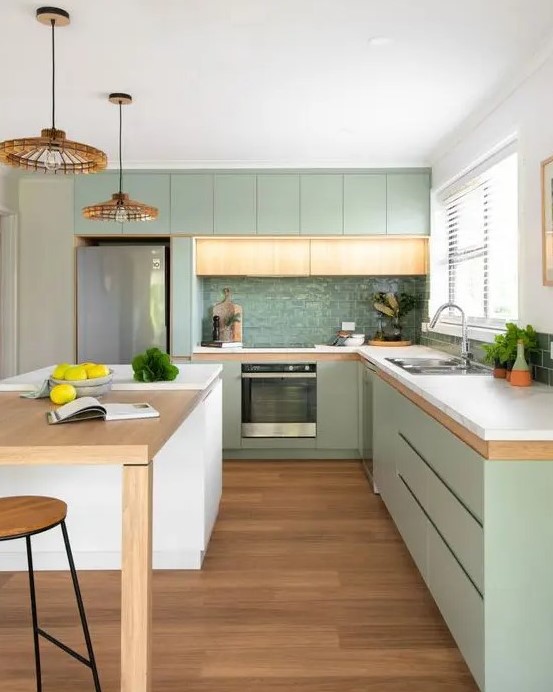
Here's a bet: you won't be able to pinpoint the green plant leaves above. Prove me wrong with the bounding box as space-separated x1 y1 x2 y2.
132 347 179 382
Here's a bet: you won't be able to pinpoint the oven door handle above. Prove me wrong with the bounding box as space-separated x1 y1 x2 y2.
241 372 317 379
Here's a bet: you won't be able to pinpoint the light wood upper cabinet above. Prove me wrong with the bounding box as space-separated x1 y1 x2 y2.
310 237 428 275
196 238 310 276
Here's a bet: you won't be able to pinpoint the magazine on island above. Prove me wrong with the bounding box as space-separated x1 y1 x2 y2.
47 396 160 425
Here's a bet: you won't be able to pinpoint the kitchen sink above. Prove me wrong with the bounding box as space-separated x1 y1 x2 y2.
386 357 490 376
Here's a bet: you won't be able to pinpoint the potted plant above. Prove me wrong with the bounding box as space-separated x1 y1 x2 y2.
373 292 417 341
484 323 538 381
482 335 507 378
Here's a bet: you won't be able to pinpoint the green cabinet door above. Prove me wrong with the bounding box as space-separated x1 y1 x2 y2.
171 237 194 356
74 173 170 235
257 174 300 235
300 174 343 235
344 174 386 235
386 172 430 235
214 174 256 235
171 174 213 235
316 361 359 450
199 360 242 449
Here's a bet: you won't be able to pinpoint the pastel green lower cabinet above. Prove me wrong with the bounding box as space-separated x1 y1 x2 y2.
373 373 553 691
74 173 170 235
195 361 242 449
316 362 359 451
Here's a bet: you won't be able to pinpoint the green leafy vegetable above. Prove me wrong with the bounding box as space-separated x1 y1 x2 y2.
132 347 179 382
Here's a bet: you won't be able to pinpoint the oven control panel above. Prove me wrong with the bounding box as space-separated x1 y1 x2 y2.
242 363 316 374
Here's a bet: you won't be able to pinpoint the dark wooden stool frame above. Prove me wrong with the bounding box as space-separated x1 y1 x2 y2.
0 517 102 692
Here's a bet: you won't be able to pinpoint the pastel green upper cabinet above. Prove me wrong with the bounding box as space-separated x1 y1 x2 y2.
214 174 256 235
74 173 170 235
171 174 213 235
386 172 430 236
257 174 300 235
343 174 386 235
300 174 343 235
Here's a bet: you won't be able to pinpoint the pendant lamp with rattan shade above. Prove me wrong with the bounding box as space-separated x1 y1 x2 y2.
82 94 158 223
0 7 107 174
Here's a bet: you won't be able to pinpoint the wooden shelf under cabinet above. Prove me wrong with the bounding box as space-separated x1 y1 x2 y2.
310 237 428 275
196 238 310 276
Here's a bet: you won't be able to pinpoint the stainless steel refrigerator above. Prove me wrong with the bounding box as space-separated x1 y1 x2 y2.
77 245 169 364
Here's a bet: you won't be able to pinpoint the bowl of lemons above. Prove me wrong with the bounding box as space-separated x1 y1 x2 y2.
49 362 113 403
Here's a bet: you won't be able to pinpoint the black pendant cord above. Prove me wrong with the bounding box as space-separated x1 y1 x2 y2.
51 19 56 131
118 101 123 195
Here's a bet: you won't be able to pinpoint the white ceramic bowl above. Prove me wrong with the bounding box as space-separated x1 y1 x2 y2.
49 370 113 398
344 335 366 346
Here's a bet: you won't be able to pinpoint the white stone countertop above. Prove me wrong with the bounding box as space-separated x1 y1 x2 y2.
0 363 222 392
194 343 553 442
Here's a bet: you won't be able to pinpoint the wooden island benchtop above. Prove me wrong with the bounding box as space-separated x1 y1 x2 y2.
0 381 220 692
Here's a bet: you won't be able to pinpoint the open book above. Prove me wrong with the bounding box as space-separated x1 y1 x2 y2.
47 396 160 425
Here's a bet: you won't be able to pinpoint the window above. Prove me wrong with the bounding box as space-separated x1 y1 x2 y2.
432 150 518 329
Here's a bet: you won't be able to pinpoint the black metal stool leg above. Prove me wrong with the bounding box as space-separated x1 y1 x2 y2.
26 535 42 692
60 520 102 692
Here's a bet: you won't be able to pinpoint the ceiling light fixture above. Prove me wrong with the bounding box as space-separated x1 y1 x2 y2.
82 94 158 223
0 7 107 174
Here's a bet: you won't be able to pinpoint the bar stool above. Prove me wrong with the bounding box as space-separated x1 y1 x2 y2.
0 496 102 691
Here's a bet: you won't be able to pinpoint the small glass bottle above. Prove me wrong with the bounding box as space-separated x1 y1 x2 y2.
510 339 532 387
212 315 220 342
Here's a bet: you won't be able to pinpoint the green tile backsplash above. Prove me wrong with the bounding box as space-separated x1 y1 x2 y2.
201 277 428 347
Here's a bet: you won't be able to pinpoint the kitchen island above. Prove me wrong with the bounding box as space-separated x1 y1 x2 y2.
0 364 222 692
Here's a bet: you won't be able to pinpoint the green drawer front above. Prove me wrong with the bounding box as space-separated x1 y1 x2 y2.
397 398 483 521
395 473 428 579
428 525 484 690
427 466 483 594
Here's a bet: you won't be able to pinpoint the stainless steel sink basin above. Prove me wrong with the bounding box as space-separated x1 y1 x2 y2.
386 357 490 376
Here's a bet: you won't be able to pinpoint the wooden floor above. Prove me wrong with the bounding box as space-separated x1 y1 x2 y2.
0 461 477 691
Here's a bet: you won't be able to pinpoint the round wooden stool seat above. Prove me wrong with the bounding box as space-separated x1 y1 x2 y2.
0 496 67 540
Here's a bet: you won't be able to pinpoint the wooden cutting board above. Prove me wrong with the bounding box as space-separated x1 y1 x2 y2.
212 288 242 342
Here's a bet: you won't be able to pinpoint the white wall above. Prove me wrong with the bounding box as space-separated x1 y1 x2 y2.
431 48 553 333
18 178 75 372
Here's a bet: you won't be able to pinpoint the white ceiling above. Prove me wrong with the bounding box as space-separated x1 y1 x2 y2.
1 0 553 168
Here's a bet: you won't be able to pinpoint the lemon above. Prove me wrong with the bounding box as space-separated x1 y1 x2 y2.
50 384 77 405
52 362 71 380
64 365 88 381
86 364 110 379
79 362 96 369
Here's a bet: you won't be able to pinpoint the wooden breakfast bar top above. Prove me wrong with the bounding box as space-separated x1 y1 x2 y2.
0 376 222 692
0 389 205 465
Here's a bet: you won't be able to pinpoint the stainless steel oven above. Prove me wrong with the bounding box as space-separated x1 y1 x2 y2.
241 363 317 438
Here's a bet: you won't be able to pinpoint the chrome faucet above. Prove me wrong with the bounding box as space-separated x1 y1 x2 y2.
429 302 472 367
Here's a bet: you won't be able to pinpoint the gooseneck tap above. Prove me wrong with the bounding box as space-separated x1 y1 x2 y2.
429 302 472 367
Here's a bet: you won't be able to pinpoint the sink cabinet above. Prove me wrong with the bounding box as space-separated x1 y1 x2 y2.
373 372 553 691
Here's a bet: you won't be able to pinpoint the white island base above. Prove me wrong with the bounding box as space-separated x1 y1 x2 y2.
0 365 223 571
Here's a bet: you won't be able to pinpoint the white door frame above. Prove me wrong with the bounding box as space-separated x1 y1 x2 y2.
0 209 18 377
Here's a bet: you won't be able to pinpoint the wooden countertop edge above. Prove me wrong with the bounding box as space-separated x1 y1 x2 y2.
377 370 553 461
0 445 150 465
192 352 358 362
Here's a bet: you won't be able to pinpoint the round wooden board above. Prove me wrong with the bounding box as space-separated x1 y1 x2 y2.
367 340 412 347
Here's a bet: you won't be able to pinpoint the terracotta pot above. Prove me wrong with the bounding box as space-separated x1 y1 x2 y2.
510 370 532 387
493 367 507 379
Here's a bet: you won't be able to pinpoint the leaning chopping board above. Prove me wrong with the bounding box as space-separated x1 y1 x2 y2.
213 288 242 342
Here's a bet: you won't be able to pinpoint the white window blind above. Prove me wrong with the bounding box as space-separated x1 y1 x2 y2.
439 152 518 327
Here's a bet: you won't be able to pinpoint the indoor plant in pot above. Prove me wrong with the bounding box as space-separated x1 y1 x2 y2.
482 334 507 378
373 292 417 342
485 323 538 381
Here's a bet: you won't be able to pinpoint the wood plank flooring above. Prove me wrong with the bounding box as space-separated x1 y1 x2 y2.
0 461 477 691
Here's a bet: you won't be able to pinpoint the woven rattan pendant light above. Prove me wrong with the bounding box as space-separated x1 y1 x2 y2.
0 7 107 174
82 94 158 222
